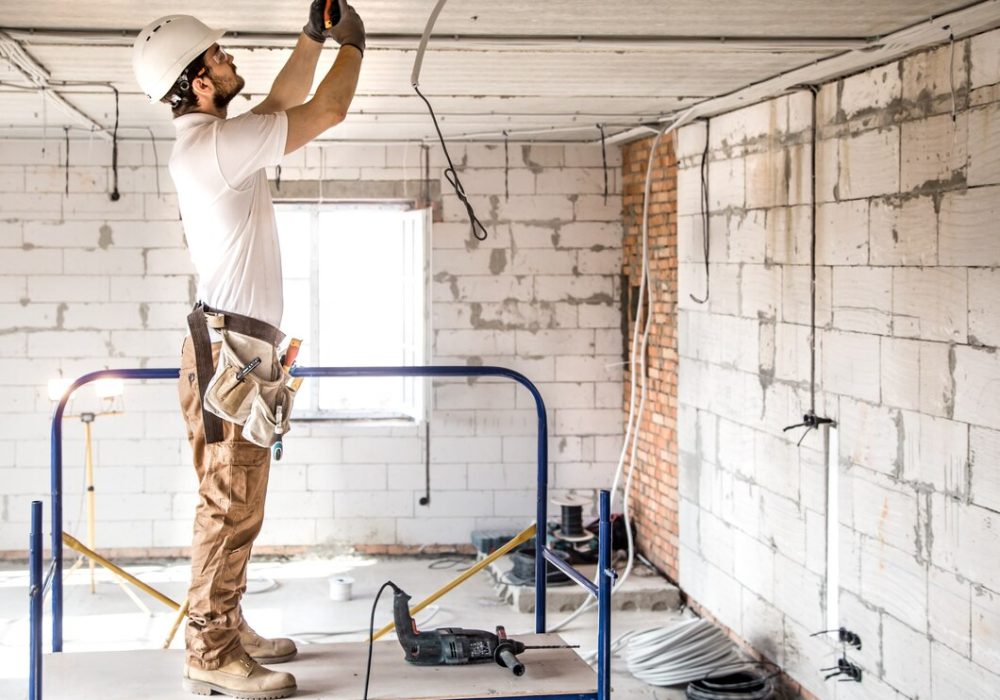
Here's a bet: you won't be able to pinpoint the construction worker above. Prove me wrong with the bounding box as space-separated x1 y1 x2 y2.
132 2 364 697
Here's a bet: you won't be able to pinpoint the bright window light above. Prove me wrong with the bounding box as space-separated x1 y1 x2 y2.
94 378 124 400
275 202 429 421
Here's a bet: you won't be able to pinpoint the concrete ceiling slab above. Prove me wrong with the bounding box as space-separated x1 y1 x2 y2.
0 1 992 143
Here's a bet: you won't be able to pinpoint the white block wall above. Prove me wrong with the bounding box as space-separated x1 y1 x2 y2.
676 28 1000 699
0 138 623 552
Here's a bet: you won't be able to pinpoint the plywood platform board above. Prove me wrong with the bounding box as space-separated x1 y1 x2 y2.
43 634 598 700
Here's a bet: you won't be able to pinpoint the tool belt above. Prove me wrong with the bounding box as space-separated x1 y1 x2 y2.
186 302 296 447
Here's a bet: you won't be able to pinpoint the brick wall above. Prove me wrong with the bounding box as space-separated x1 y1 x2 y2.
675 28 1000 699
0 138 625 555
621 136 680 579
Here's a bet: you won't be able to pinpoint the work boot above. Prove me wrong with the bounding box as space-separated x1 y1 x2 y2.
239 620 298 664
183 652 296 699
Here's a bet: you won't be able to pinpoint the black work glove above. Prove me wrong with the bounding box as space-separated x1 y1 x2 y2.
303 0 339 43
331 0 366 55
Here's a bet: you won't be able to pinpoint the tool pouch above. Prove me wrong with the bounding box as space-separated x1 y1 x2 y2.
203 328 297 448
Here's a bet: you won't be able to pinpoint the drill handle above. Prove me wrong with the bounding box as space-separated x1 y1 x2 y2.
392 587 419 645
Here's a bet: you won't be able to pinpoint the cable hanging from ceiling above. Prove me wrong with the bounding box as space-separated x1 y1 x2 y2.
412 0 488 241
783 85 834 446
1 77 122 201
690 118 711 304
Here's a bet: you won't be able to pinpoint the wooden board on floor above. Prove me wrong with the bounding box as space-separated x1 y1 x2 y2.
44 634 597 700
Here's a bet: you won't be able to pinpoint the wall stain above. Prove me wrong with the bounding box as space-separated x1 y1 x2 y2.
521 146 544 174
945 344 957 419
433 271 460 301
893 409 905 478
98 224 113 250
489 249 507 275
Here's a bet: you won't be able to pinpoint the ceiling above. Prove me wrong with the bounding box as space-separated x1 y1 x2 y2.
0 1 994 143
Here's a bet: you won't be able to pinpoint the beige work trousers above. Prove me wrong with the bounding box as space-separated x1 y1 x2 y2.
178 336 272 670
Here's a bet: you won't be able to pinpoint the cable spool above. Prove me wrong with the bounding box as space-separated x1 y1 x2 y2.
686 666 777 700
551 495 594 543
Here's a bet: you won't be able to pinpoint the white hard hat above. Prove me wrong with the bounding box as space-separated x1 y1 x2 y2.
133 15 225 103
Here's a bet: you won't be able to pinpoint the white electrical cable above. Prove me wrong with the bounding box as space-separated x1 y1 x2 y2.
547 108 698 635
289 605 442 644
623 619 746 687
411 0 449 89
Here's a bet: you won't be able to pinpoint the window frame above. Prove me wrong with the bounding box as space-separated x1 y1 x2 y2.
273 199 432 424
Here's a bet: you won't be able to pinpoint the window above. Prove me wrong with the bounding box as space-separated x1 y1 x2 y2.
275 202 429 421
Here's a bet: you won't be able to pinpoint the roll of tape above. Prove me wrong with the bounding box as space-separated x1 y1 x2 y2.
329 575 354 602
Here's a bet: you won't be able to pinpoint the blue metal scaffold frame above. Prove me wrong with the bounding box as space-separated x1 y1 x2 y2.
29 366 616 700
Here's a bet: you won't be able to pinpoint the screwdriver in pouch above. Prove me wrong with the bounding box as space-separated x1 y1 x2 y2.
236 357 261 382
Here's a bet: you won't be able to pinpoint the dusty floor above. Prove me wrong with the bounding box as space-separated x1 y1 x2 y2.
0 554 691 700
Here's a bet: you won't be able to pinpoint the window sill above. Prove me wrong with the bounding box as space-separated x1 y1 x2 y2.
291 411 420 427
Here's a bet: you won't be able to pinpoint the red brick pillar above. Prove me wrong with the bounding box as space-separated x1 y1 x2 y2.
621 136 679 580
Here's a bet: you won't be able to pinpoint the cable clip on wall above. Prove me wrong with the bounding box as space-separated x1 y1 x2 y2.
782 411 835 447
812 627 862 683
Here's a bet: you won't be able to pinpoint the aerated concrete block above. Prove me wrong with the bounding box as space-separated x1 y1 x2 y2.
900 113 968 191
882 615 931 698
832 267 891 334
869 195 937 266
838 128 900 200
970 426 1000 512
841 63 902 118
821 330 880 403
892 267 967 342
489 557 681 614
954 345 1000 430
861 535 928 632
970 28 1000 90
968 103 1000 186
816 200 869 265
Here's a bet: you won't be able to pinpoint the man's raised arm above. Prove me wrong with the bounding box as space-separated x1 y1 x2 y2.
282 1 365 153
254 0 358 115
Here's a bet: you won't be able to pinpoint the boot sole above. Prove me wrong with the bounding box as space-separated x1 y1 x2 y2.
183 678 296 699
250 649 298 665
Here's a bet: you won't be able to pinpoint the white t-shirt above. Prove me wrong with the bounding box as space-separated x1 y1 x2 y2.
169 110 289 329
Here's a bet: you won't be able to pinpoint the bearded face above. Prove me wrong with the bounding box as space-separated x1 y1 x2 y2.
210 71 246 110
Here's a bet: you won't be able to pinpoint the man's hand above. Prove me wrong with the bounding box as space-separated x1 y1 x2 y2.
303 0 334 43
331 0 366 55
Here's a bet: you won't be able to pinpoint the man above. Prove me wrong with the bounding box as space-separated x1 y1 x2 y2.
132 2 364 697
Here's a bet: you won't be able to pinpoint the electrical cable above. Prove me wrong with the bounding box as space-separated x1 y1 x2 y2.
145 128 162 198
289 605 441 644
782 86 833 445
542 105 703 640
411 0 488 241
363 581 399 700
621 619 747 687
685 661 779 699
807 87 818 420
947 27 957 123
244 577 279 595
63 127 70 195
427 557 471 571
690 119 710 304
109 85 120 201
503 130 510 201
546 109 697 635
599 123 609 205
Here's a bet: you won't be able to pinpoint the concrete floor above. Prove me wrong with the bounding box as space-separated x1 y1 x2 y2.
0 555 690 700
